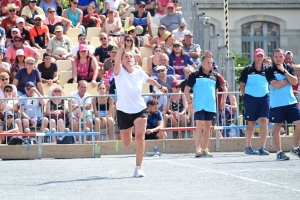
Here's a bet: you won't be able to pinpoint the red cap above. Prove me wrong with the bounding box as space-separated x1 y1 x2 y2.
254 48 265 56
78 44 89 51
170 80 181 87
166 3 175 8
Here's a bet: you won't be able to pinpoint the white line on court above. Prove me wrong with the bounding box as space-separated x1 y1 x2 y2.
156 160 300 193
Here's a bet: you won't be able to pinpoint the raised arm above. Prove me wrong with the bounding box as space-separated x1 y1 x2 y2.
114 36 125 76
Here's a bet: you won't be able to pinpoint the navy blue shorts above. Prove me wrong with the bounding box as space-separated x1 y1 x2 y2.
244 93 269 121
194 110 216 121
269 103 300 123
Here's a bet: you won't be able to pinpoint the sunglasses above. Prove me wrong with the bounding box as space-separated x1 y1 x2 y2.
6 116 13 119
26 62 35 65
126 40 133 42
30 1 37 3
9 10 15 12
34 19 41 21
14 40 22 42
5 89 12 92
156 69 165 73
2 78 9 81
100 37 107 41
48 11 55 13
155 49 162 52
139 5 146 8
129 30 135 34
172 86 181 89
173 44 180 48
44 57 51 60
167 7 174 10
53 90 61 93
72 2 78 4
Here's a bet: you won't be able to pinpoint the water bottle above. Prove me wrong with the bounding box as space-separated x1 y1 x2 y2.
154 146 160 157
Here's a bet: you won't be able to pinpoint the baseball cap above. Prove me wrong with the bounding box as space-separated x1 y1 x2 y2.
16 17 25 24
25 81 35 87
173 40 183 46
110 46 118 53
185 31 193 37
156 65 166 71
12 34 24 41
159 25 166 29
12 28 20 34
254 48 265 56
166 3 175 8
54 26 63 32
170 80 181 87
139 1 146 5
5 110 13 117
34 15 43 20
43 52 52 59
78 44 89 51
180 21 187 29
4 84 14 90
285 51 293 57
16 49 25 56
78 33 86 39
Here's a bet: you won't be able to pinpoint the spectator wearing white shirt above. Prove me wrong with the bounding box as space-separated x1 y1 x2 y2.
172 21 189 42
72 33 95 57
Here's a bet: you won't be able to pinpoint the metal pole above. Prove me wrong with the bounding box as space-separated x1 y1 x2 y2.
224 0 229 56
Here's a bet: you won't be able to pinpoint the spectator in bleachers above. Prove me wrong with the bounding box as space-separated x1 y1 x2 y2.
19 81 48 133
78 0 99 15
263 56 272 66
152 54 175 78
172 21 189 41
129 1 153 38
68 44 100 87
13 57 44 96
156 65 176 92
101 10 124 36
161 31 175 54
0 50 10 71
21 0 46 28
62 0 86 35
0 73 17 98
0 27 6 40
83 3 102 29
134 0 155 16
93 82 114 140
68 80 93 140
38 52 59 85
39 0 63 18
284 51 296 67
160 3 184 32
145 98 166 140
6 28 30 48
29 15 50 49
167 80 189 138
171 0 182 12
47 26 73 61
1 3 19 33
155 0 170 19
145 25 167 50
169 40 196 77
10 49 25 81
94 33 113 68
127 26 143 49
180 66 194 93
0 111 20 144
103 46 117 79
43 7 72 37
1 0 22 17
4 34 40 65
147 45 162 75
183 32 201 69
72 33 94 57
0 30 5 48
102 0 130 18
124 34 142 65
6 17 30 46
45 84 68 142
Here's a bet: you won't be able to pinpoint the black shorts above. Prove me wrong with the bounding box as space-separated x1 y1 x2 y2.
194 110 216 121
117 109 148 130
145 132 158 140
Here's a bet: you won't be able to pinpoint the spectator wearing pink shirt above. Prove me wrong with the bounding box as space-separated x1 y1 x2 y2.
155 0 170 19
4 34 39 66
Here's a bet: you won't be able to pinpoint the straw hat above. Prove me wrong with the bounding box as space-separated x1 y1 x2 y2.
47 84 65 97
5 3 19 11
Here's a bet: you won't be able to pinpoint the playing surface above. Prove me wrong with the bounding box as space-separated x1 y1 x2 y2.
1 153 300 199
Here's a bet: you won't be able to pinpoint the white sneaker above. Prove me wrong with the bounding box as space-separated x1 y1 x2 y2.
133 166 145 178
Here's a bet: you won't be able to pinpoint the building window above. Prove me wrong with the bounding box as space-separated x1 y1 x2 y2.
241 22 280 62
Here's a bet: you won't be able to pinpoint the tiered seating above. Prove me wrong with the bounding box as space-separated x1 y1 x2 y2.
86 27 102 42
59 71 72 86
140 47 153 59
90 37 102 48
36 49 47 60
66 28 82 39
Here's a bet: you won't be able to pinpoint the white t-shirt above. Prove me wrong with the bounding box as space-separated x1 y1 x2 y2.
72 45 95 57
70 91 92 115
114 66 149 113
172 29 190 41
102 0 124 14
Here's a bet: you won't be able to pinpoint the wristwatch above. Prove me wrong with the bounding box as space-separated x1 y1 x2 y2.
283 69 287 74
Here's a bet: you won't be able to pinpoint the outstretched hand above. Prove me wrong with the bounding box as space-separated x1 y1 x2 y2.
116 36 125 50
160 86 168 94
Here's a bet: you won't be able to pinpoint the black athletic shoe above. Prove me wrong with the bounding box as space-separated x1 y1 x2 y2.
290 147 300 158
276 152 290 161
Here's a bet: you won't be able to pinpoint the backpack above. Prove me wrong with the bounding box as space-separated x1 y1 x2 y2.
57 136 76 144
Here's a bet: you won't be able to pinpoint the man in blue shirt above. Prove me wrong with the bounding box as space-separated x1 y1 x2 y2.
184 55 221 157
266 48 300 161
239 48 270 155
145 98 166 140
134 0 155 16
